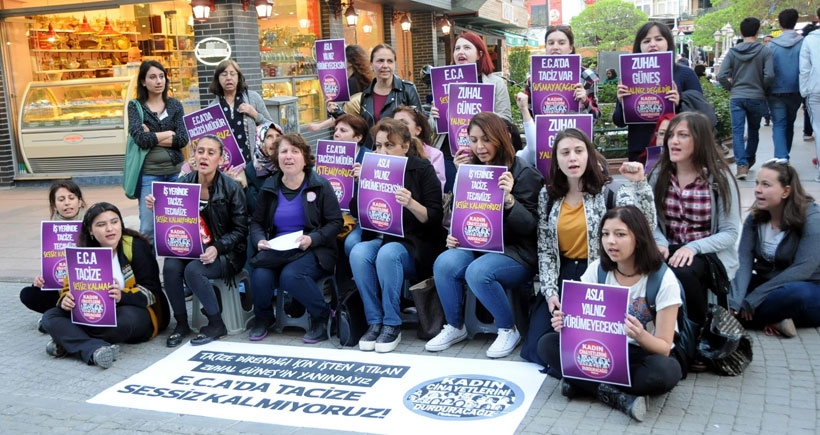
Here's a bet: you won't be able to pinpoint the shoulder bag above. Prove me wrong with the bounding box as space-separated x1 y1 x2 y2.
123 100 147 200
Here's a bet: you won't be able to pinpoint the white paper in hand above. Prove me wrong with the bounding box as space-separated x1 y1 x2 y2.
267 231 303 251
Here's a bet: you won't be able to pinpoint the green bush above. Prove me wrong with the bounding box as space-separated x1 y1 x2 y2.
700 77 732 142
507 47 530 127
597 83 618 104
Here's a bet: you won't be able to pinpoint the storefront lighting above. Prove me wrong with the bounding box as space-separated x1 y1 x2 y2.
299 18 311 29
400 14 412 32
329 0 357 26
362 14 373 34
344 4 359 27
97 18 120 37
45 22 58 42
255 0 274 20
75 16 96 35
440 16 451 35
192 0 214 22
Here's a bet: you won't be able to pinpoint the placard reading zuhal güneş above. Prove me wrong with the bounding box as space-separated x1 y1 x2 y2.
41 221 82 291
66 246 117 327
619 52 674 124
183 105 245 171
153 182 203 258
530 54 581 115
447 83 495 156
316 140 356 211
535 114 594 180
560 280 630 387
315 39 350 102
450 164 506 253
357 153 407 237
430 64 478 134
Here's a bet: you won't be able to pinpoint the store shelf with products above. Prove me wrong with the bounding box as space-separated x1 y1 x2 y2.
29 27 139 80
262 76 324 125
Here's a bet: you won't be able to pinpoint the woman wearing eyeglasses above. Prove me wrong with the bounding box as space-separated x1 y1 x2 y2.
515 24 600 166
649 112 740 331
730 159 820 338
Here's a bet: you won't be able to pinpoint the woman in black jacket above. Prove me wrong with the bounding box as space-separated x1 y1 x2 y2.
248 133 343 343
148 135 248 347
349 118 445 353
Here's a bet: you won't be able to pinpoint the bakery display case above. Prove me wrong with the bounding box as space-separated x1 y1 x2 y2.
261 76 324 125
18 75 137 173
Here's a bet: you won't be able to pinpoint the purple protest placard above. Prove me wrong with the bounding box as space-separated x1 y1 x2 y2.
645 145 663 175
183 105 244 172
430 64 478 134
41 221 82 291
152 182 203 259
531 55 581 115
316 140 356 211
450 164 506 253
316 39 350 102
357 153 407 237
560 280 631 387
447 83 496 156
619 52 675 124
66 246 117 327
535 114 594 179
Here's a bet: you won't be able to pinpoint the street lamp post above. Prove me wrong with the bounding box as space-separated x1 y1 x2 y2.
713 29 722 65
677 29 684 57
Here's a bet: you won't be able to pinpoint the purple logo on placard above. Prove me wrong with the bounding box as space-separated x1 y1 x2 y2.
367 199 392 229
323 75 340 100
54 259 68 282
403 375 524 420
165 226 194 256
329 179 344 203
456 127 470 149
541 95 570 114
79 291 105 323
462 213 492 247
633 94 664 121
574 340 614 378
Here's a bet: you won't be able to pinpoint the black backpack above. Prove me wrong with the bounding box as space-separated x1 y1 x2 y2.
598 263 699 378
328 288 368 347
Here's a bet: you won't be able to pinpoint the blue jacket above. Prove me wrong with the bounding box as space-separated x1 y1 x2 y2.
769 30 803 95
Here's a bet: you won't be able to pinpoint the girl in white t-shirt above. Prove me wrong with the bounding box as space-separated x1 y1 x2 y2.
537 205 683 421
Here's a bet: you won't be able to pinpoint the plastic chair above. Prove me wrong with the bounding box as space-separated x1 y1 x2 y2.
274 274 337 333
192 269 253 335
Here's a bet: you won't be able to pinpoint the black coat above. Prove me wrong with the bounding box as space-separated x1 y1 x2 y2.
250 170 343 273
501 157 544 270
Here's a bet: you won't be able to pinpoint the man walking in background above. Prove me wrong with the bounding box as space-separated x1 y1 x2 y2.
800 7 820 181
768 9 803 161
718 17 774 180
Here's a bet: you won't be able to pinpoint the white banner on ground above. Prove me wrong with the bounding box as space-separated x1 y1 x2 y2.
88 342 546 434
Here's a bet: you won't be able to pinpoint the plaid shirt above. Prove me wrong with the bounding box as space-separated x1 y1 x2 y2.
664 171 712 244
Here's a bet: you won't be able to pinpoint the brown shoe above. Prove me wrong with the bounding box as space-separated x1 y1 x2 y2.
735 165 749 180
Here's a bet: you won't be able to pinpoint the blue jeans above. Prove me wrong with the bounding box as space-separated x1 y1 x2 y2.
768 95 802 160
343 225 362 257
138 172 179 241
730 98 769 167
754 281 820 327
434 249 533 329
250 252 329 322
349 239 416 326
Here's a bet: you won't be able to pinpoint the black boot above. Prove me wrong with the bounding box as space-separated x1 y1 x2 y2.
595 383 646 422
167 315 192 348
191 313 227 346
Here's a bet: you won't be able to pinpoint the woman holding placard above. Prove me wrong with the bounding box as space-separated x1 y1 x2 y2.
521 129 655 367
41 202 170 369
248 133 343 343
348 118 444 353
149 135 248 347
613 22 702 162
426 112 542 358
515 24 600 165
537 205 682 421
430 32 511 192
128 60 189 240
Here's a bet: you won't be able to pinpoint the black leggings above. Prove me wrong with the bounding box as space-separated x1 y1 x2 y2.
668 245 710 325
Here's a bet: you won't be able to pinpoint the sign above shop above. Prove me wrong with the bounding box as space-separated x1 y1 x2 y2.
194 37 232 66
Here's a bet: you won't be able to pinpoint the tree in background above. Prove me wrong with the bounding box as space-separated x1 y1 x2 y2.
507 46 530 127
570 0 648 51
693 0 816 48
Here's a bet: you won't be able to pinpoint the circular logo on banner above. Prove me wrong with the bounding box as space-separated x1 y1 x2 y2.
540 94 569 114
366 199 392 229
322 75 340 100
329 179 344 203
456 126 470 150
53 259 68 282
79 291 105 323
633 93 664 121
404 375 524 420
574 340 614 377
194 37 232 66
219 149 232 172
462 213 492 247
166 226 194 256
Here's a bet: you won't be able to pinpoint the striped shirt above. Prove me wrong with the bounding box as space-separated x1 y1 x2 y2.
664 171 712 244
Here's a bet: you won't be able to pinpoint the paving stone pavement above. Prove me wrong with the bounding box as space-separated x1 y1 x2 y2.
2 115 820 433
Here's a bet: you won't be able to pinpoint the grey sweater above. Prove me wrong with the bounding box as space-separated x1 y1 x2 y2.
717 41 774 100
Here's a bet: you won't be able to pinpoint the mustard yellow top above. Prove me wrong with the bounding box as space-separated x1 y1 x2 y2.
557 201 588 260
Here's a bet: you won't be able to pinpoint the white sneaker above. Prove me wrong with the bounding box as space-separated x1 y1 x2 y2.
425 324 468 352
486 327 521 359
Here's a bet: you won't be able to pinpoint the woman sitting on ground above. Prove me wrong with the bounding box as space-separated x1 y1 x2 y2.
730 159 820 338
42 202 170 369
538 205 683 421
